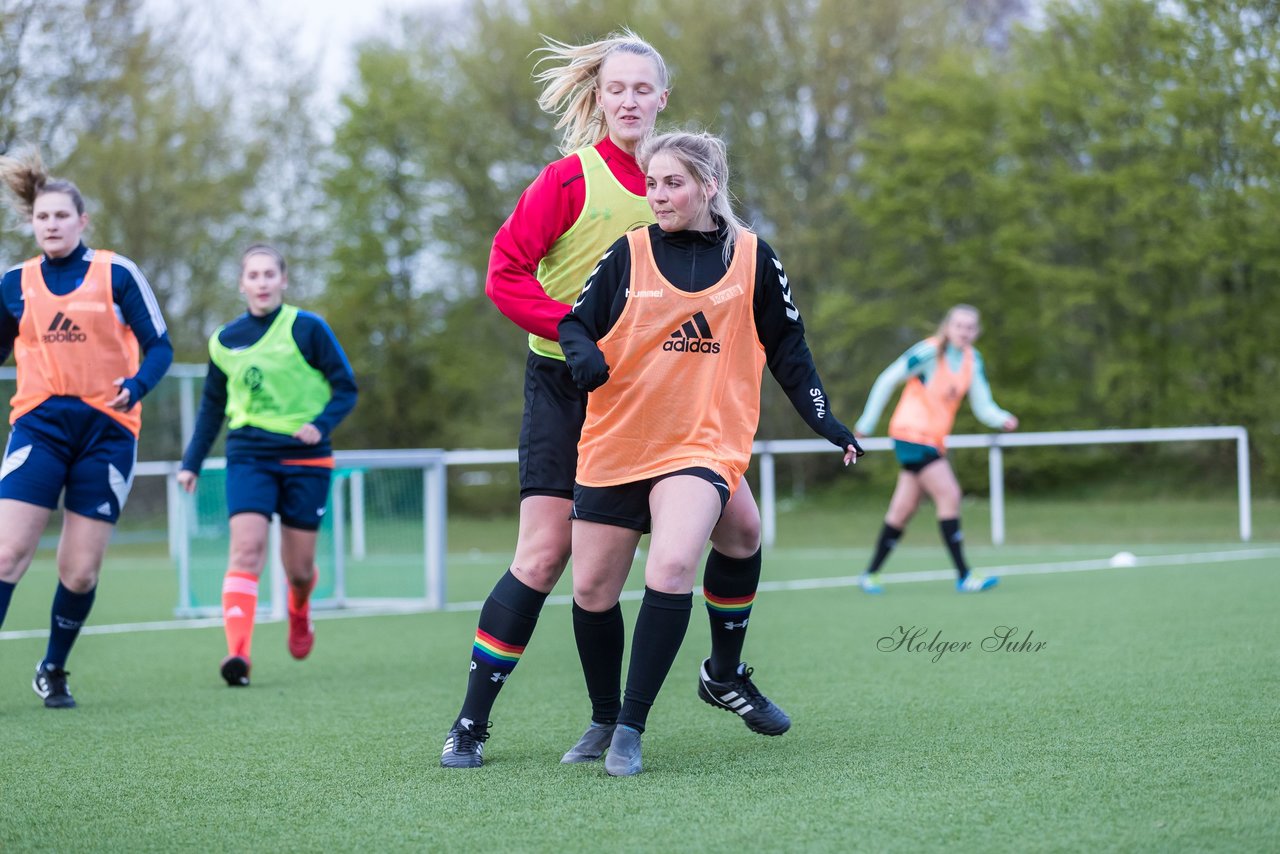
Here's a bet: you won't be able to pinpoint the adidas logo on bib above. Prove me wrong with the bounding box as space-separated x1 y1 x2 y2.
42 312 87 344
663 311 720 354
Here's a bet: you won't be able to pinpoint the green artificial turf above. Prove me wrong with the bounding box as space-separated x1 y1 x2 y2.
2 531 1276 852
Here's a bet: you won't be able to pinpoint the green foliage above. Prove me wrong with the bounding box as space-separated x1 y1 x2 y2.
840 0 1280 487
319 14 532 449
0 0 325 360
320 0 1007 458
5 0 1277 495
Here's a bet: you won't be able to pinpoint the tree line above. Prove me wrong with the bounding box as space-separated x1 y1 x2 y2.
2 0 1275 491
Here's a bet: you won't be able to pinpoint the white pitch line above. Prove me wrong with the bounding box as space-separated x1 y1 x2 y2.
750 546 1280 593
2 546 1277 641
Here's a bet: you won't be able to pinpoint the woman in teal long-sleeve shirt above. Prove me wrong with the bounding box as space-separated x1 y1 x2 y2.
853 305 1017 593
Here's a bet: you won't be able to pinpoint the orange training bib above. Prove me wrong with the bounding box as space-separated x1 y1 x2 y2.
577 229 765 494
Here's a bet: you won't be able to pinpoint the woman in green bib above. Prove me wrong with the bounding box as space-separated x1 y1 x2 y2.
178 244 357 687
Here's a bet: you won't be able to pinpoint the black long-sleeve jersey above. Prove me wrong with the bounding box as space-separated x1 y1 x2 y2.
558 222 857 451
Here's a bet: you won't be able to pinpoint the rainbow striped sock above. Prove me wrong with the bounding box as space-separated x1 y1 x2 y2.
704 591 755 630
472 629 525 675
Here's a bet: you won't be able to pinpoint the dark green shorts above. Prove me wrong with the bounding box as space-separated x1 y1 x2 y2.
892 440 943 473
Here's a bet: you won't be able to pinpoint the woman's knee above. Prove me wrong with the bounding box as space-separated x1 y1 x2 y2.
229 538 268 573
643 553 699 594
931 484 963 516
713 498 761 556
513 549 570 592
0 540 35 581
57 568 99 594
56 548 105 592
886 495 919 528
711 524 759 558
572 571 621 611
283 560 316 587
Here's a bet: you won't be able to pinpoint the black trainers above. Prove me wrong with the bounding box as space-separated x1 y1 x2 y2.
560 722 616 764
697 658 790 736
33 661 76 709
220 655 251 687
604 725 642 777
441 720 491 768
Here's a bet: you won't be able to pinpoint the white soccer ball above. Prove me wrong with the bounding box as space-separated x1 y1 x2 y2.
1109 551 1137 568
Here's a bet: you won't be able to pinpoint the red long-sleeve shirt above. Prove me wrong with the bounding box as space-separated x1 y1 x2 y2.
485 136 645 341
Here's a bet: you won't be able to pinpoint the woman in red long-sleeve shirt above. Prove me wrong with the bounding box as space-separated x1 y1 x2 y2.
440 29 671 769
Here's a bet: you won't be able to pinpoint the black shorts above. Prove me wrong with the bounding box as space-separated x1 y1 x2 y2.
518 351 587 500
572 467 730 533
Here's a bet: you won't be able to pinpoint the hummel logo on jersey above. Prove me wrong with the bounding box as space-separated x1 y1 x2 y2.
42 312 87 343
572 249 612 309
773 258 800 321
663 311 721 354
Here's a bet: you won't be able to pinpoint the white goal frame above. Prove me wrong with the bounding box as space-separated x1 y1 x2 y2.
752 425 1252 546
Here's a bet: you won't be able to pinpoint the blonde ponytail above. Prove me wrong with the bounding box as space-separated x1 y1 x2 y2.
533 29 669 155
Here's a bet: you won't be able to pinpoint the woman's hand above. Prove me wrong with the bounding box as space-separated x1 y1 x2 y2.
108 378 132 411
568 346 610 391
293 424 322 445
842 435 865 466
176 469 198 494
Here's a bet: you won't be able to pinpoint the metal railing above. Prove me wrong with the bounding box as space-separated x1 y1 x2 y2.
143 425 1252 613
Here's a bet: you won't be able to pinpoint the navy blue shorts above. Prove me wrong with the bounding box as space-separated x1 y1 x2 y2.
893 440 943 473
226 458 332 531
572 467 730 533
0 405 136 524
518 351 587 500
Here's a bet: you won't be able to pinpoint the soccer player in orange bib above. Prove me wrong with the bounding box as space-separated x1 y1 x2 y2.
558 131 861 775
438 30 672 769
0 149 173 708
853 305 1018 594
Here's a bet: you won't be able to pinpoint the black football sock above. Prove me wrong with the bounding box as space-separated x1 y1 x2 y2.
939 518 970 580
618 587 693 733
865 523 904 575
702 547 761 682
44 582 96 668
455 569 547 730
572 600 624 725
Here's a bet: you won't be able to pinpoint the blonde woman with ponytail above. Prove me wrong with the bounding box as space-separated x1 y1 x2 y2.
853 304 1018 594
441 29 670 769
0 149 172 708
557 131 861 775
